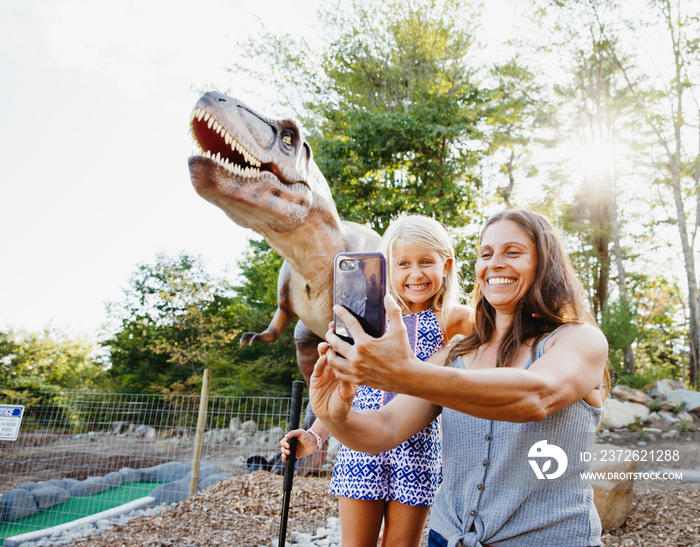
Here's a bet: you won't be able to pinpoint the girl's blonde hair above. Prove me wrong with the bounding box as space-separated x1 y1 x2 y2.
380 213 464 324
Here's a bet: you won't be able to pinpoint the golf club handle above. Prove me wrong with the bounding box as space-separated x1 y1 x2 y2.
283 380 305 492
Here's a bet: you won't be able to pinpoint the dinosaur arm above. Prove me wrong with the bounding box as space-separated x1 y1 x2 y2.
240 260 296 345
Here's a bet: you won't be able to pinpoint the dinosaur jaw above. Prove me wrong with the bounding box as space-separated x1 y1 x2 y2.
188 107 313 233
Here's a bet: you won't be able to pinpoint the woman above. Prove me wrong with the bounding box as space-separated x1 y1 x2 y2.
311 209 610 547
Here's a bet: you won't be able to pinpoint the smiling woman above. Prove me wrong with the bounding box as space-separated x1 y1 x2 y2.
313 208 611 547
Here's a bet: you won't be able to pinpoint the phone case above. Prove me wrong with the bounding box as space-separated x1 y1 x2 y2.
333 252 387 344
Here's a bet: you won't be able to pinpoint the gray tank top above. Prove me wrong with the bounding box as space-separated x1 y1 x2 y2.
430 327 603 547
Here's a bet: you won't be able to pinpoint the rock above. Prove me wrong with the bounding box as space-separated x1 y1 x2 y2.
601 399 650 429
229 417 241 431
118 467 141 483
15 481 39 492
68 477 112 497
0 488 39 521
139 462 188 483
590 444 636 530
103 471 124 487
658 411 681 424
183 461 221 481
612 385 649 405
30 485 70 510
641 412 662 426
134 425 150 438
661 430 680 440
677 411 695 423
240 420 258 432
644 379 687 398
666 388 700 412
659 400 677 412
149 478 191 505
111 421 130 435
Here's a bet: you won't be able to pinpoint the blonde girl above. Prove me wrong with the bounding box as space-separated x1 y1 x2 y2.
281 213 472 547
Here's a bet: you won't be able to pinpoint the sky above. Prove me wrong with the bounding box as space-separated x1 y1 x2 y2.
0 0 677 340
0 0 324 337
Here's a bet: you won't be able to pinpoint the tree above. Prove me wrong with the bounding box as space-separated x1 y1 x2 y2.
482 60 555 206
580 0 700 386
230 238 300 388
235 0 495 233
102 254 241 393
0 328 103 392
102 251 301 394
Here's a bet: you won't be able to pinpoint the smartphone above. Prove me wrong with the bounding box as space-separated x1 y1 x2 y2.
333 252 387 344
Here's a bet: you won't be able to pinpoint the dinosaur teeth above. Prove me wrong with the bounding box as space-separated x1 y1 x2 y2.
189 107 263 171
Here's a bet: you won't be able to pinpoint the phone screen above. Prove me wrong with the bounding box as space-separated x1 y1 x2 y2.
333 252 386 344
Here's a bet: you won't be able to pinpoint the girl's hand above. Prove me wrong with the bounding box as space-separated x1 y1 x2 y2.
279 428 318 461
309 343 357 424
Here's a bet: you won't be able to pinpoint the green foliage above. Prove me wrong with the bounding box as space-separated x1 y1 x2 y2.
101 249 300 394
0 328 103 392
102 253 242 393
601 296 639 371
306 1 486 232
229 239 300 388
234 0 493 239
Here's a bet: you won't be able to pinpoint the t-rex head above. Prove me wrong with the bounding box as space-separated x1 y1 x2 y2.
187 92 339 238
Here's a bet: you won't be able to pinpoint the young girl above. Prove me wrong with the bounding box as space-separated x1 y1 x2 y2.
280 213 472 547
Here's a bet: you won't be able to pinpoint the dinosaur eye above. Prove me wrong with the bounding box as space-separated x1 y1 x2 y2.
282 134 293 145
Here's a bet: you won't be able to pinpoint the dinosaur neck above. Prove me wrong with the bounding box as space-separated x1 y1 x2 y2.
266 211 347 280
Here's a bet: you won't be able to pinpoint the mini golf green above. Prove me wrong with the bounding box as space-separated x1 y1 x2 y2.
0 481 163 543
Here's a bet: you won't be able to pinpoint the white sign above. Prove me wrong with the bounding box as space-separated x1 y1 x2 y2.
0 405 25 441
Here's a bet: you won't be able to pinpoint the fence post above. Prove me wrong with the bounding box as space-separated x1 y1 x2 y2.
189 368 211 496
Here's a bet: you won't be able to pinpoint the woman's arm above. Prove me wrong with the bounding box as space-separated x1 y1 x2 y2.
309 343 442 454
326 295 608 423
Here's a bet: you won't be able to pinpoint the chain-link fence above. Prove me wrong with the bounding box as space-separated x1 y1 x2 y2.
0 381 337 546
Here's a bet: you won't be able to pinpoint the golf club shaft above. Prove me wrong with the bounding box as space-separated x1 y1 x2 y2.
279 380 305 547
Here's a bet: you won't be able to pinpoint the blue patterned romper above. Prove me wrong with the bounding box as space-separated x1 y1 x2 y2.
329 307 444 506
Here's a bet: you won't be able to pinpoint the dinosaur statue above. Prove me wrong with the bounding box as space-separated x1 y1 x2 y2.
187 91 381 388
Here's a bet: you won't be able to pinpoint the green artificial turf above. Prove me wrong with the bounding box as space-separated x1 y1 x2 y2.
0 481 163 543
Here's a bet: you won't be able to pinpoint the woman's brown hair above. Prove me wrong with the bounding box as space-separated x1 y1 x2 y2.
445 209 609 396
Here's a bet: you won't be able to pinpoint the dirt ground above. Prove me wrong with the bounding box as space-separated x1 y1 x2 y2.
3 431 698 546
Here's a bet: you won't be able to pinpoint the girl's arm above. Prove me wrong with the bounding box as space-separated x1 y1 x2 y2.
279 418 331 461
325 295 608 424
310 343 442 454
441 304 474 342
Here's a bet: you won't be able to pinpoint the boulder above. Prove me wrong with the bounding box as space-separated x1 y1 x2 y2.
666 388 700 412
611 385 649 405
103 471 124 487
644 379 686 398
0 489 39 521
139 461 188 483
30 485 70 510
240 420 257 432
149 478 191 505
183 461 221 481
118 467 141 483
601 398 650 429
68 477 111 497
590 444 636 530
658 410 682 424
15 481 39 492
111 421 130 435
